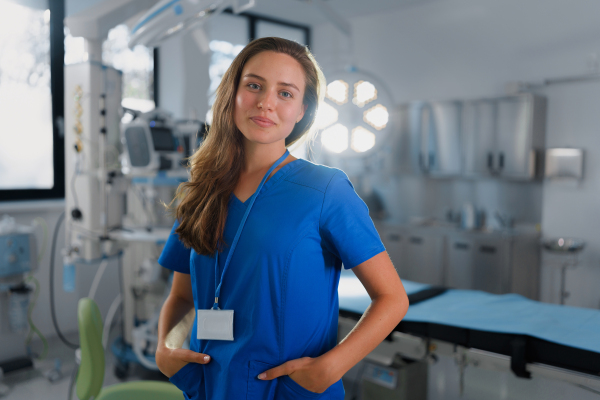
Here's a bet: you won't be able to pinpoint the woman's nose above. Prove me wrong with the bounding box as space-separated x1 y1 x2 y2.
258 89 276 111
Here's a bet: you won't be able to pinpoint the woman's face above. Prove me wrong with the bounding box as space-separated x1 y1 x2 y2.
234 51 307 148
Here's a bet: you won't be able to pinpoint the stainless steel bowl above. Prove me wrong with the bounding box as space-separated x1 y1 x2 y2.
542 238 585 253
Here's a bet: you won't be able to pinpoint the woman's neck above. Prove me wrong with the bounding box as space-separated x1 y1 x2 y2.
242 142 290 175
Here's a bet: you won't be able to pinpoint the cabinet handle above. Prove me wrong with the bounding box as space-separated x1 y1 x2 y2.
454 242 470 250
499 152 505 170
388 234 401 241
410 237 423 245
487 152 493 170
479 245 497 254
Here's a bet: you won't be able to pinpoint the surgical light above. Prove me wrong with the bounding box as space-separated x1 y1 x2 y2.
129 0 256 49
315 102 338 130
353 80 377 107
165 22 184 37
317 69 394 158
326 80 349 105
363 104 389 130
321 124 349 153
351 127 375 153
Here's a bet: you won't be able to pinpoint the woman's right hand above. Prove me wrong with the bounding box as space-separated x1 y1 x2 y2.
155 344 212 378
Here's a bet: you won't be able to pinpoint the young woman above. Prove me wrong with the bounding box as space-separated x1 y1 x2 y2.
156 37 408 400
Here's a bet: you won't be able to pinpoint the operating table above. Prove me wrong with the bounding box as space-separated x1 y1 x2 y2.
337 269 600 392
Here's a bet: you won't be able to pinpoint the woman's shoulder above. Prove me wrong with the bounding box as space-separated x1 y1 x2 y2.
286 159 347 193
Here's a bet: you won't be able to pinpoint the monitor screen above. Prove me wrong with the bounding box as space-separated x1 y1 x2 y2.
151 127 175 151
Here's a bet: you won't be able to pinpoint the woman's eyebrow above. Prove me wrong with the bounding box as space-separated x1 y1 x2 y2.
244 73 265 81
279 81 300 92
243 73 300 92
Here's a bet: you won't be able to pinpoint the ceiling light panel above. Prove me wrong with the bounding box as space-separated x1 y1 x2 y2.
351 126 375 152
363 104 389 130
353 80 377 107
315 101 339 129
326 80 349 105
321 123 349 153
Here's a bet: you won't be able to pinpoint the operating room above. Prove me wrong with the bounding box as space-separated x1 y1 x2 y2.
1 0 600 399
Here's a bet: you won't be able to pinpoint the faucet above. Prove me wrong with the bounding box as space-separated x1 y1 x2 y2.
494 211 514 229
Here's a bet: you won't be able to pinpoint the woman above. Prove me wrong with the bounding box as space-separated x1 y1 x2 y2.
156 37 408 400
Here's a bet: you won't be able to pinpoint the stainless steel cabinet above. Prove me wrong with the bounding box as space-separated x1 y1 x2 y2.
446 234 511 294
462 100 496 177
495 94 546 179
410 101 462 177
471 238 510 295
462 94 546 180
381 225 404 276
446 234 475 289
401 230 445 285
428 228 539 298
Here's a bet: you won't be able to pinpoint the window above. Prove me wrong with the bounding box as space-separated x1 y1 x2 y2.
65 24 155 115
102 24 155 114
0 0 64 200
207 11 311 159
206 13 249 124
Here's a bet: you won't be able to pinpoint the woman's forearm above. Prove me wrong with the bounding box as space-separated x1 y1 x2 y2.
319 293 408 382
158 293 196 350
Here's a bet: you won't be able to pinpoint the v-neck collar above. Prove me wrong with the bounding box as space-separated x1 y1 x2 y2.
231 158 306 208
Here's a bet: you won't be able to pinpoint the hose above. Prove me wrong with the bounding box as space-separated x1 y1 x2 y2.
49 211 79 350
87 258 108 301
24 275 49 360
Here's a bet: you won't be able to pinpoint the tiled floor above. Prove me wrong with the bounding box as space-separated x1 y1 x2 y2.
1 327 169 400
3 330 599 400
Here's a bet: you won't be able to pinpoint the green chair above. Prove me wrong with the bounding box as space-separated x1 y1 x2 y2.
76 297 183 400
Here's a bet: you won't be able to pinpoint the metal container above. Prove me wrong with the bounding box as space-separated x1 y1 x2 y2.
545 148 584 180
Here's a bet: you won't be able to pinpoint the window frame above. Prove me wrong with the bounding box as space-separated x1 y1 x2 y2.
0 0 65 202
224 9 311 48
0 7 307 202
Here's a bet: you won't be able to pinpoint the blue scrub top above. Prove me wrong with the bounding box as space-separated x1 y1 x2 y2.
158 158 385 400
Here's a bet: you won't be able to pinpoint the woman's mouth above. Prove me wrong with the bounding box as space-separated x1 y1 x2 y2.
250 117 276 128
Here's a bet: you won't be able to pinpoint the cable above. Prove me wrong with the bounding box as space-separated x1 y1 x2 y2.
103 294 122 350
32 217 48 263
87 258 108 301
115 254 128 372
70 158 80 209
117 255 126 341
24 275 48 360
49 211 79 350
68 363 79 400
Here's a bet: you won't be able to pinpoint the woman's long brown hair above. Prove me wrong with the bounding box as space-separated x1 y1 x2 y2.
171 37 324 256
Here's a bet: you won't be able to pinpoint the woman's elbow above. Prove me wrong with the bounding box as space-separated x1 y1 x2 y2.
395 291 409 323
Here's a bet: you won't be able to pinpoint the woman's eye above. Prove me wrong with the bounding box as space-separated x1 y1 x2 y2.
280 91 292 98
248 83 260 90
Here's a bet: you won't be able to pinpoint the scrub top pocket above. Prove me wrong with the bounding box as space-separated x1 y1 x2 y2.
247 360 332 400
278 375 330 399
169 362 203 399
247 360 277 400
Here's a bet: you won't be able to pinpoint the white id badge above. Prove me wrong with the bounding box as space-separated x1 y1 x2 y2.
197 309 234 341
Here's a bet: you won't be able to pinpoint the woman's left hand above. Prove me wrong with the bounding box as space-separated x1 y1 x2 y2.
257 356 334 394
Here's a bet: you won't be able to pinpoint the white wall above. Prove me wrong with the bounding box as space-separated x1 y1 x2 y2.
159 30 211 120
313 0 600 310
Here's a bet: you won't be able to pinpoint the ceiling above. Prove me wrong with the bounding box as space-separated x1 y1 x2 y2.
245 0 433 27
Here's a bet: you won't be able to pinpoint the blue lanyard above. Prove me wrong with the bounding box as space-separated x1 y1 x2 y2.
212 149 290 310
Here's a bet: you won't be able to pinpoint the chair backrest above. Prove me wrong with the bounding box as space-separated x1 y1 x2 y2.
77 297 105 400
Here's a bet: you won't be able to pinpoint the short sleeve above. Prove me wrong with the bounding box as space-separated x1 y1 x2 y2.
319 171 386 269
158 219 191 274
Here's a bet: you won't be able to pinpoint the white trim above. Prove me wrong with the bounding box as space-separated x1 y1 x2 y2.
0 199 65 213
